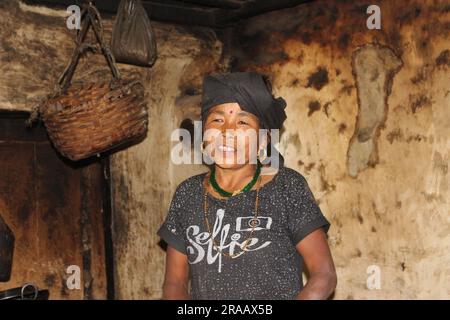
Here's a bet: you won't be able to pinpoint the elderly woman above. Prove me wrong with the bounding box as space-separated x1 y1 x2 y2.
157 72 337 300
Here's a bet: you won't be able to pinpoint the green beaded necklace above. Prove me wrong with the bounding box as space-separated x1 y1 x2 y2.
209 162 262 197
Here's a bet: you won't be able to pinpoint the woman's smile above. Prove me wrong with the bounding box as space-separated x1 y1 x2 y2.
217 144 236 152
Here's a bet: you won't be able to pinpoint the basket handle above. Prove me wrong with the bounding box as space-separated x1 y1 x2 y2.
26 1 123 127
58 0 121 92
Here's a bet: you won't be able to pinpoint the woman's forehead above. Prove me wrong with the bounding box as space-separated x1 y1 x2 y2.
208 103 258 119
209 103 241 112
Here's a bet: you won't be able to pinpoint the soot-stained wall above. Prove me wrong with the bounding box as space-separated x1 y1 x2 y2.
1 0 448 299
229 0 449 299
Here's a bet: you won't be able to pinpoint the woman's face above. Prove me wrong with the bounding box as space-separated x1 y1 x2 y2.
203 103 265 169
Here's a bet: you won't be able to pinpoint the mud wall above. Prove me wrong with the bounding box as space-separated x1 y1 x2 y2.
0 0 227 299
108 25 227 299
230 0 449 299
1 0 448 299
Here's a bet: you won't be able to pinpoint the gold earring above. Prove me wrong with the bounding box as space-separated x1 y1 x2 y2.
258 147 267 162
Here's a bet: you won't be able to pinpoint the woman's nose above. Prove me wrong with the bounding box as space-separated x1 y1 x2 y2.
221 121 236 136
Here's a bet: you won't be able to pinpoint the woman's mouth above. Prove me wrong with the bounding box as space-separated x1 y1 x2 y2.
217 145 235 152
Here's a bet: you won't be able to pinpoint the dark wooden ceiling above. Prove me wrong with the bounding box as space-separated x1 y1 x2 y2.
23 0 312 28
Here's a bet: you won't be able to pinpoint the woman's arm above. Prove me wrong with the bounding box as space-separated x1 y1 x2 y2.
162 245 190 300
295 228 337 300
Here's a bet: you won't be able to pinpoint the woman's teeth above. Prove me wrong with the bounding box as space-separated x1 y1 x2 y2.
218 145 235 152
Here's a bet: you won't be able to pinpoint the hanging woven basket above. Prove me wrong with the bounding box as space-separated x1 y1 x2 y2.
28 1 148 161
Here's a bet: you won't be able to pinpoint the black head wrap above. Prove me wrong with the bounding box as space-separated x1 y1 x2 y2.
201 72 287 130
201 72 287 167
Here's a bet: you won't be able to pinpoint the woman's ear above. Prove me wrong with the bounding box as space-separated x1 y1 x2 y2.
259 131 270 150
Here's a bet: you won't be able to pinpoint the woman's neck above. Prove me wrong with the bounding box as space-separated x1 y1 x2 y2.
214 163 258 191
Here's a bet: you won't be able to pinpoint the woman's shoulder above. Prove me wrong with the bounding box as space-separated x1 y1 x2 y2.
260 165 309 197
264 165 312 197
174 171 207 193
277 165 308 185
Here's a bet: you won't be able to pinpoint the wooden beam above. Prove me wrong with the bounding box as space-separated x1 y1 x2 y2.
216 0 312 24
141 2 223 27
23 0 314 28
180 0 243 9
23 0 225 27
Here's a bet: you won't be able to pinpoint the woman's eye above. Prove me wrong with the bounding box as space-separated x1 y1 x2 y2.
238 120 249 125
213 118 223 123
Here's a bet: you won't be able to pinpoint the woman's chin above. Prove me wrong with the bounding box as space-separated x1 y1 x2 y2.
213 155 243 169
215 163 240 170
213 157 257 170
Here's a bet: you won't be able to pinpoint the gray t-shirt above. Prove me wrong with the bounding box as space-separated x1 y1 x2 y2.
157 165 330 300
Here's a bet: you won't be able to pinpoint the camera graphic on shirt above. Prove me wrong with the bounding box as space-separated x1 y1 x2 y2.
235 216 272 232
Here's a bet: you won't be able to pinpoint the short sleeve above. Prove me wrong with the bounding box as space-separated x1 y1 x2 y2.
285 171 330 246
157 184 188 255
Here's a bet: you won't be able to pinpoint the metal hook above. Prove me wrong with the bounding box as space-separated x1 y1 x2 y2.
20 283 38 300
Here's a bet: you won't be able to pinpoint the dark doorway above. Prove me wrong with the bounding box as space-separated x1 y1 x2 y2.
0 111 113 299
